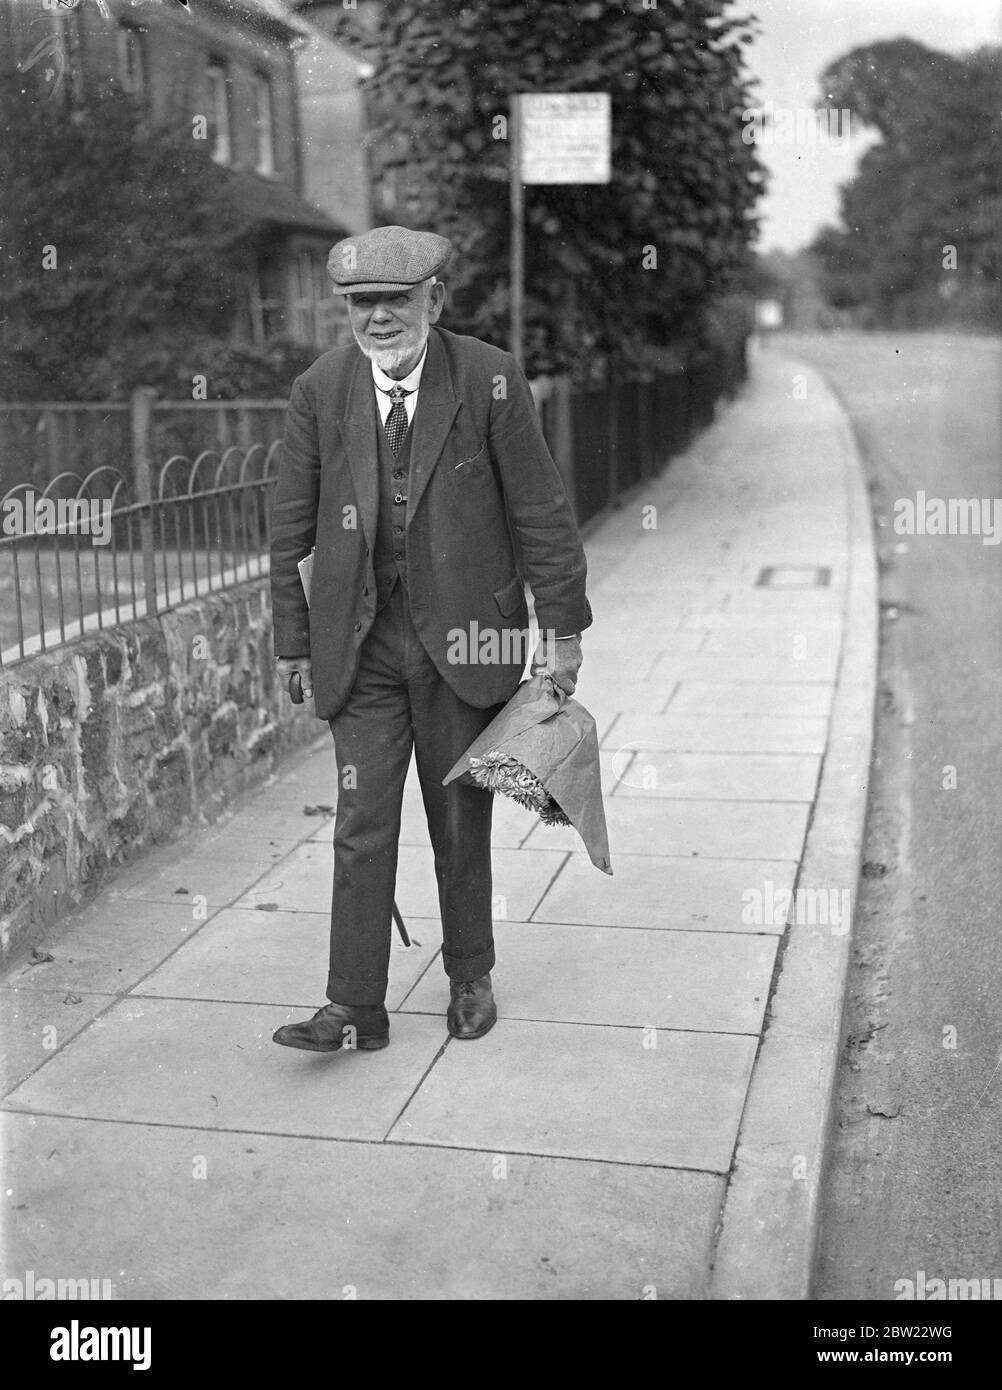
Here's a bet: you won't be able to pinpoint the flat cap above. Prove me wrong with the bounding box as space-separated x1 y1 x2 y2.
327 225 453 295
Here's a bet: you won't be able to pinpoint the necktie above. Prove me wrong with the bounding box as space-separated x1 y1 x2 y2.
383 384 411 456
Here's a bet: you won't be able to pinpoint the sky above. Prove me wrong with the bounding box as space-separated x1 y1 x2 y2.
729 0 1002 252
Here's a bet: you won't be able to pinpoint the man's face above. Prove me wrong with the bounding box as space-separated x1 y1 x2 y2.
345 281 445 378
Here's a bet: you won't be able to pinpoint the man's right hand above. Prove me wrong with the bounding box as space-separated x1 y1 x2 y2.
277 656 313 704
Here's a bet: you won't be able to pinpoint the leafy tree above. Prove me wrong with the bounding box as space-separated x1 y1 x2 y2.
328 0 764 380
810 39 1001 329
0 66 252 400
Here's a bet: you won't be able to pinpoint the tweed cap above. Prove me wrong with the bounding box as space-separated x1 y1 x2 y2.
327 225 453 295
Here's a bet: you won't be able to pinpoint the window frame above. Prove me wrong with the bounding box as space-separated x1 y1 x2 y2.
116 22 145 96
288 247 347 348
253 71 275 177
206 59 232 167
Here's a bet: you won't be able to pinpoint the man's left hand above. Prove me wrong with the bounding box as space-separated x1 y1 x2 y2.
532 634 583 697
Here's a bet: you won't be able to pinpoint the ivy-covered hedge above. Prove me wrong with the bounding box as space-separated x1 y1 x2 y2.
0 69 254 402
333 0 764 381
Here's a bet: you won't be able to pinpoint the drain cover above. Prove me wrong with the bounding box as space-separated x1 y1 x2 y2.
756 565 831 588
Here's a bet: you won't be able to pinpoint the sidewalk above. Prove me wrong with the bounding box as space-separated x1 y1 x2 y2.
0 346 877 1300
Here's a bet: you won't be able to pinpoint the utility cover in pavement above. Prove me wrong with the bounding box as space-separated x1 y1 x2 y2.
756 565 831 588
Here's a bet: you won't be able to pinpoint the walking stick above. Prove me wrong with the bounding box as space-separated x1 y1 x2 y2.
285 627 410 947
392 900 410 947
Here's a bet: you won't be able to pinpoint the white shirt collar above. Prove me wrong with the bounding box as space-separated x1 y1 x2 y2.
370 342 429 396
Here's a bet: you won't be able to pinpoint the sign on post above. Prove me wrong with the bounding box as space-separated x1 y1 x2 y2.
509 93 611 363
519 93 611 185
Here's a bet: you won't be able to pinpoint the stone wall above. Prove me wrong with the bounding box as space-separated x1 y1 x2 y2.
0 579 321 966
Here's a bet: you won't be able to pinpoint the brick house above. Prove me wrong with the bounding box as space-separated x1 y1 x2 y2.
1 0 371 351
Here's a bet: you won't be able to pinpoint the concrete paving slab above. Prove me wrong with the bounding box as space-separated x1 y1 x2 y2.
532 853 796 934
645 652 839 685
591 573 719 596
606 750 821 802
700 631 841 667
667 681 834 718
389 1019 756 1172
2 900 206 996
202 818 311 850
203 817 319 843
215 802 334 841
0 1113 724 1299
397 791 434 847
603 712 829 755
304 790 539 853
680 611 842 632
116 841 290 905
3 998 447 1142
231 840 334 913
232 777 335 811
718 586 844 604
101 832 276 898
393 846 568 924
523 796 809 862
401 921 777 1036
1 989 115 1096
133 908 442 1012
581 628 706 659
232 841 566 924
585 682 675 716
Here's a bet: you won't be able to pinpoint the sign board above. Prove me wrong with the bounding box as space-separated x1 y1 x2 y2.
518 93 611 185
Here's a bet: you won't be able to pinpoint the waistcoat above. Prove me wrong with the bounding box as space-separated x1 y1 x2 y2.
372 397 414 609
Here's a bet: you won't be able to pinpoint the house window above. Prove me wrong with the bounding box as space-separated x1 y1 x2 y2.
289 249 347 348
249 258 285 346
117 24 145 94
206 62 231 166
254 73 275 176
317 294 351 349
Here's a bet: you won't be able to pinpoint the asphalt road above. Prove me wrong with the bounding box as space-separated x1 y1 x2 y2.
766 332 1002 1300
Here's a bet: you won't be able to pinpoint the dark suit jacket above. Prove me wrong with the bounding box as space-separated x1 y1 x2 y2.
270 325 591 720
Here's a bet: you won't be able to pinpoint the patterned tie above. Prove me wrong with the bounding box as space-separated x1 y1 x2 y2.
382 384 411 456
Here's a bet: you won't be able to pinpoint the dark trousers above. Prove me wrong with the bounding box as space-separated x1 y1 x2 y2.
326 581 503 1006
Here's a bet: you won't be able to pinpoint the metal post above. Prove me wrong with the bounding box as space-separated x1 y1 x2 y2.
552 376 576 518
638 378 653 479
131 386 158 618
43 408 60 483
509 93 524 365
607 385 619 509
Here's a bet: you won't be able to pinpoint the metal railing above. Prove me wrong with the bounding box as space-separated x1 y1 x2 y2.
538 340 748 528
0 397 289 492
0 389 280 668
0 340 748 668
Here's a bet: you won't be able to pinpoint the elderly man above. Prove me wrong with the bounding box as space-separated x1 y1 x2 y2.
270 225 590 1054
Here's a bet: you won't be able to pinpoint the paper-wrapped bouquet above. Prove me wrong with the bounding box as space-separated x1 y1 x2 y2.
443 672 612 875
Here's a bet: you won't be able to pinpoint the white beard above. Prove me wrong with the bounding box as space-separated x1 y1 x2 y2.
353 322 430 376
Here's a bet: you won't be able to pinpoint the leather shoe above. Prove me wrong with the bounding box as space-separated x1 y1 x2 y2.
447 973 497 1040
272 1002 389 1053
